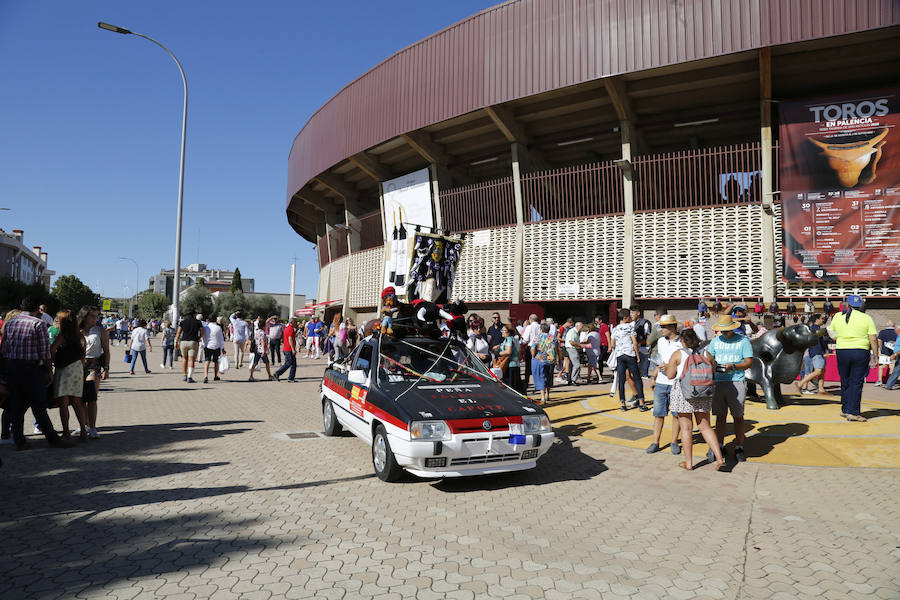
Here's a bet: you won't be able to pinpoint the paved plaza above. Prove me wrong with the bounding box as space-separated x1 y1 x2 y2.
1 345 898 600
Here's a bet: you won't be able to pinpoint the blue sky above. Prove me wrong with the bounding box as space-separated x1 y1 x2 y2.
0 0 495 299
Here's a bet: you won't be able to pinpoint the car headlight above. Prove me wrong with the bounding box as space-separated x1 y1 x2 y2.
522 415 551 433
409 420 451 441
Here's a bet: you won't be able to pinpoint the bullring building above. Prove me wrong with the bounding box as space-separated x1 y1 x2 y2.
286 0 900 324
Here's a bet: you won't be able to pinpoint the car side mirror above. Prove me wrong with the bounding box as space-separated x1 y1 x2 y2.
348 369 368 386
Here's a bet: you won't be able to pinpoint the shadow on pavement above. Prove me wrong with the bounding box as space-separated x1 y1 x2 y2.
432 432 607 492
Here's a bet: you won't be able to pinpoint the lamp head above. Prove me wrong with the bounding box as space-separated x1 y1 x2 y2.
98 22 132 35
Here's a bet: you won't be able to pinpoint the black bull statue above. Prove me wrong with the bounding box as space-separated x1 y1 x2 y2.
746 323 826 410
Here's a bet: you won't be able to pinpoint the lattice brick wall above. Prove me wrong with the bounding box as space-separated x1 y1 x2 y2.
523 216 625 300
453 226 515 302
349 247 384 308
774 203 900 298
327 256 348 302
633 205 764 298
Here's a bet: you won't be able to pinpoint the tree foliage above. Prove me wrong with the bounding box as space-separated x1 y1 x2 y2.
180 286 214 318
138 292 171 320
230 268 243 293
249 294 279 319
51 275 100 312
0 277 56 314
213 290 247 318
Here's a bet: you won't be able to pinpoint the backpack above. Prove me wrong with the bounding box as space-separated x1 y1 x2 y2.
805 300 815 314
754 302 764 314
769 301 780 314
823 299 834 314
786 301 797 314
633 318 650 345
698 301 708 314
680 349 714 399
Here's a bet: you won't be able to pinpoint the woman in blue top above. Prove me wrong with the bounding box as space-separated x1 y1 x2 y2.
499 324 521 392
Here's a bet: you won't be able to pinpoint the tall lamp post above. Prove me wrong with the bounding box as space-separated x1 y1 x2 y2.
99 22 186 324
120 257 139 318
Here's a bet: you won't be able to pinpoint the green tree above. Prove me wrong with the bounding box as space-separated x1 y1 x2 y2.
138 292 171 320
230 268 243 293
51 275 100 311
180 285 214 318
0 277 56 314
248 294 279 319
213 290 248 319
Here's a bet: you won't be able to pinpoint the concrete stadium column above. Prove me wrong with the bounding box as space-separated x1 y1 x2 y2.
316 221 330 306
620 121 636 308
429 164 445 231
324 212 342 311
759 47 777 303
510 143 526 305
342 201 365 321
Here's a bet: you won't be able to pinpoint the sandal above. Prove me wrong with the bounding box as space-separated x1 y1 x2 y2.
716 460 727 471
845 414 867 422
678 461 691 471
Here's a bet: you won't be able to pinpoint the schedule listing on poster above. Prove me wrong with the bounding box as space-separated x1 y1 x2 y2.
779 87 900 282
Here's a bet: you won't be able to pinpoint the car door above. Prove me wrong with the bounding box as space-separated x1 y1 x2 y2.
340 341 374 440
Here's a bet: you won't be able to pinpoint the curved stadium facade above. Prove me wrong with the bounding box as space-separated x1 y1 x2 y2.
286 0 900 321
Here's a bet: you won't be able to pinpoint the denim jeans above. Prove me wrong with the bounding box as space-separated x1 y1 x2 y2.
616 354 644 403
274 352 297 381
130 349 148 372
269 338 282 364
6 360 61 446
162 345 174 367
885 357 900 390
836 348 870 416
652 383 675 417
638 348 650 378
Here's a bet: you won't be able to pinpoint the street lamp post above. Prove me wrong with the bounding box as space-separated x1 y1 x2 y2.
99 22 187 324
120 257 139 318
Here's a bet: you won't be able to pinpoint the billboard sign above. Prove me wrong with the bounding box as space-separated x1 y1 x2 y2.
779 88 900 282
381 168 433 297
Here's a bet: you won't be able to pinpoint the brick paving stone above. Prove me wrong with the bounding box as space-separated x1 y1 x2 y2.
1 348 897 599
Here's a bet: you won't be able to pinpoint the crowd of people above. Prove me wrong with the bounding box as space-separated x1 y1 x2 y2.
0 299 366 453
2 291 895 469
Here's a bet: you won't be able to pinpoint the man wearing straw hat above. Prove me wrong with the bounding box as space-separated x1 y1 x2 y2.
706 314 755 463
646 314 682 455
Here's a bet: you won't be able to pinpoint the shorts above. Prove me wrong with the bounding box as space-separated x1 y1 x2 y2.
205 348 221 363
652 383 677 417
180 341 200 359
306 336 319 349
252 352 269 365
712 380 746 419
810 354 826 370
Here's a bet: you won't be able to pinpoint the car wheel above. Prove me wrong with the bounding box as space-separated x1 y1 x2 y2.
372 424 402 482
322 398 342 436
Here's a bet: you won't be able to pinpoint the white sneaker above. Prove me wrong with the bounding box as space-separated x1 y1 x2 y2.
88 428 100 439
33 425 42 434
873 382 882 387
160 363 166 370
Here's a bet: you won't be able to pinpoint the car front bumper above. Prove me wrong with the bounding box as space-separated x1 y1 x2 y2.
390 430 556 478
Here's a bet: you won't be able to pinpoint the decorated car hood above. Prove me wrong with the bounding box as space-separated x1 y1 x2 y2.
379 381 542 422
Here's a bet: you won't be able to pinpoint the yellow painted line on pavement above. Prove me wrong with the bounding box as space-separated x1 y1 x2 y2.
544 386 900 468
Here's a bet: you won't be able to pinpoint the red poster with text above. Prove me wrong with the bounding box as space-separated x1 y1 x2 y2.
780 88 900 282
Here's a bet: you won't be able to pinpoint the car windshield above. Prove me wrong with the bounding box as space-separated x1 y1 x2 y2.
377 337 492 385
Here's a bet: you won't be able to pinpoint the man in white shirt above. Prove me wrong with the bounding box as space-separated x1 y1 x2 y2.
520 314 541 389
203 316 226 383
229 311 250 369
116 316 130 346
564 322 585 385
646 314 683 454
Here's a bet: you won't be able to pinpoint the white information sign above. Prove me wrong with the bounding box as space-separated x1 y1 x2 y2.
472 230 491 247
382 168 433 296
556 283 580 295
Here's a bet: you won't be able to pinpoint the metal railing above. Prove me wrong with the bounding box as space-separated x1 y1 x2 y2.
633 142 764 212
522 161 624 222
439 176 517 232
350 210 384 251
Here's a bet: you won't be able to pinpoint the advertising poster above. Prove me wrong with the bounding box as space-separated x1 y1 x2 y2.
780 87 900 281
381 168 433 297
